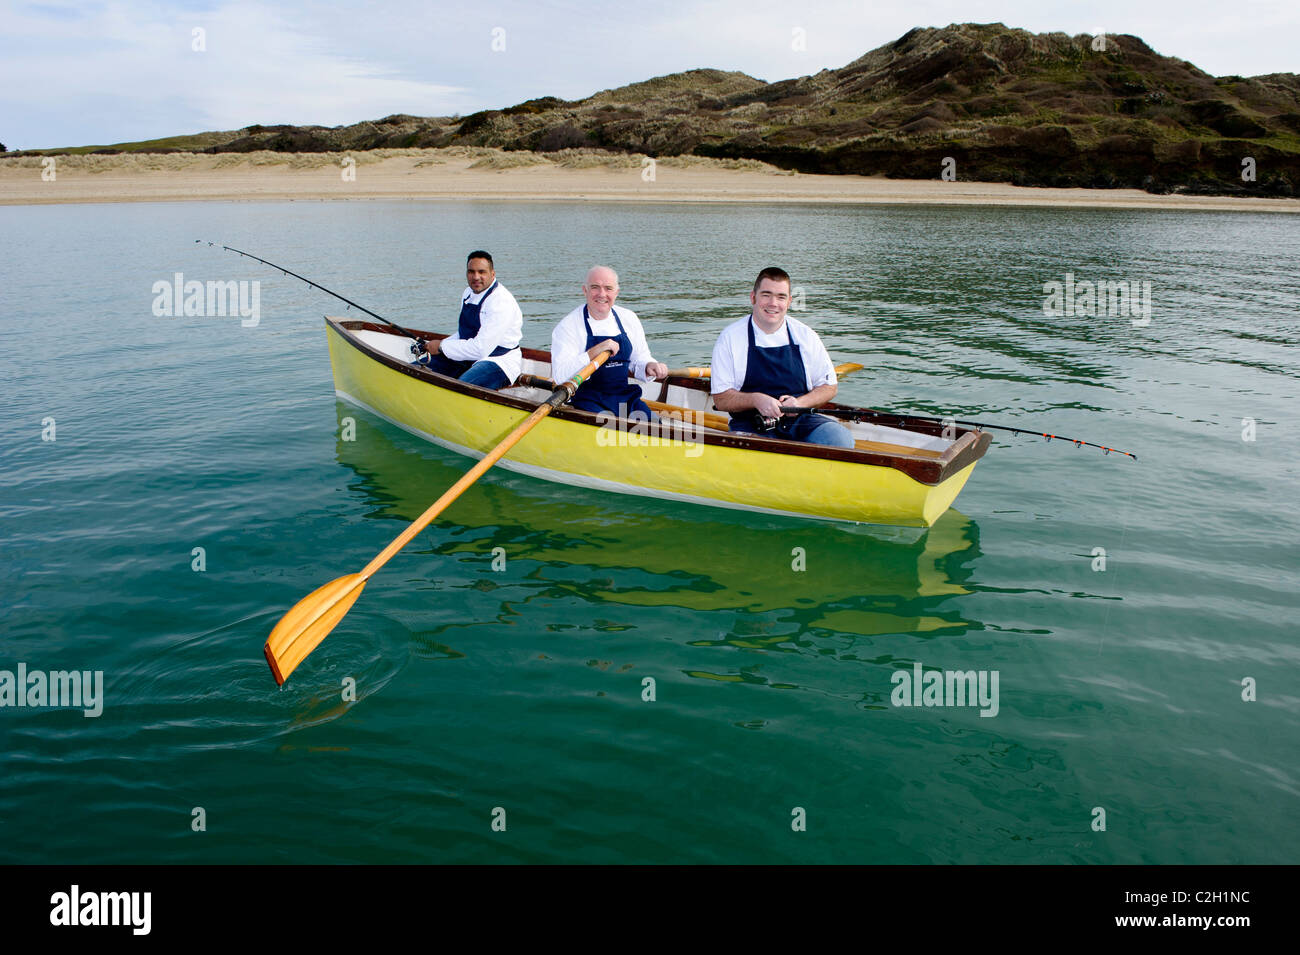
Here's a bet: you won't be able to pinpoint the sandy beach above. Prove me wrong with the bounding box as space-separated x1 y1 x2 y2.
2 147 1297 212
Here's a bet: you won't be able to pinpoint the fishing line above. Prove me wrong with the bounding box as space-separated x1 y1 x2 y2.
196 240 424 343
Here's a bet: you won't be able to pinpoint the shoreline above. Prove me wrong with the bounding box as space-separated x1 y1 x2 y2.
2 148 1297 212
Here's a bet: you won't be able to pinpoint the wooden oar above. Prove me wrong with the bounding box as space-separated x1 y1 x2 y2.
665 362 864 379
645 400 730 431
263 352 610 686
522 375 943 458
516 373 727 432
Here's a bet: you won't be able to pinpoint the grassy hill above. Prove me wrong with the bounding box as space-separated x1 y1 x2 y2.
19 23 1300 196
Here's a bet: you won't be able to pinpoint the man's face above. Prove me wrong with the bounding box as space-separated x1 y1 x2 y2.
467 258 495 294
583 269 619 315
751 278 791 324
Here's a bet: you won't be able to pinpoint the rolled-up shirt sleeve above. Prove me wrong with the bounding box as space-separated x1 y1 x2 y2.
796 323 837 390
710 322 742 395
440 287 522 363
623 310 656 382
550 311 588 384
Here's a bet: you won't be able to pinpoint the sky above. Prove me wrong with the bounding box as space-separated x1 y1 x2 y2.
1 0 1297 150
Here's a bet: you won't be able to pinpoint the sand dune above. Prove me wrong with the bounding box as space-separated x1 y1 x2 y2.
2 147 1297 212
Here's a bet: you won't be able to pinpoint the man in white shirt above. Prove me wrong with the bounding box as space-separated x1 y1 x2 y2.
550 265 668 420
710 267 855 448
413 250 523 389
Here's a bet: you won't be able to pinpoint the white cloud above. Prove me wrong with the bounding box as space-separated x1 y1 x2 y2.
0 0 467 146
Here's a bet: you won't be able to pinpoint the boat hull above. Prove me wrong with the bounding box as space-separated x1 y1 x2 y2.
326 319 986 527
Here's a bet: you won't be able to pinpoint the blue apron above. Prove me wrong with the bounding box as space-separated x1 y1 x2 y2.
571 306 652 420
730 316 808 431
421 282 512 377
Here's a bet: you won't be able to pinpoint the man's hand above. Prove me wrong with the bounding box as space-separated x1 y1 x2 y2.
778 395 803 409
646 362 669 381
751 393 783 419
588 339 619 360
424 339 442 356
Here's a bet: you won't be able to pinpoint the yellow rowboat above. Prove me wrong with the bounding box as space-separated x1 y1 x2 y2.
325 317 991 527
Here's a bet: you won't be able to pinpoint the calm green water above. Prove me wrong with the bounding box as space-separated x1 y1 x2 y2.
1 200 1296 864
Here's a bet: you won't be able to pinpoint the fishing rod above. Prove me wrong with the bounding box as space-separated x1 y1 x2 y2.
521 371 1135 458
196 240 426 345
781 406 1137 459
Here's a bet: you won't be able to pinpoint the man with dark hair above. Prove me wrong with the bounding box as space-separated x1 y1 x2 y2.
413 250 522 389
710 267 855 448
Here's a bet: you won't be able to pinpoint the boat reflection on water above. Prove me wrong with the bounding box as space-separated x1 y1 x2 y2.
333 406 984 643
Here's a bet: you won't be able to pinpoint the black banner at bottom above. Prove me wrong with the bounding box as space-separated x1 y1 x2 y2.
2 864 1280 940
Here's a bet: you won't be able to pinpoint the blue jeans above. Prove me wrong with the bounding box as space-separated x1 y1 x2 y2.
458 360 509 390
413 353 509 390
571 393 657 422
730 412 855 448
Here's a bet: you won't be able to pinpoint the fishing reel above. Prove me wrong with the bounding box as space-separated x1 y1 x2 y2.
409 338 428 357
757 404 808 432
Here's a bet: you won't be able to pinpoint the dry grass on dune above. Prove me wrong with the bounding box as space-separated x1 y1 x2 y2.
0 146 796 176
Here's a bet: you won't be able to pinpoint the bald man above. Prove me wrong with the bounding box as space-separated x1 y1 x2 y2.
550 265 668 421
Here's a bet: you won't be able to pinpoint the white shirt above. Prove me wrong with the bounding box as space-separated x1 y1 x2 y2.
550 304 658 385
710 314 837 402
440 282 524 382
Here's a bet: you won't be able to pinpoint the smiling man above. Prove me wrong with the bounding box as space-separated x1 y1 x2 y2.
710 267 855 448
550 265 668 420
414 250 522 389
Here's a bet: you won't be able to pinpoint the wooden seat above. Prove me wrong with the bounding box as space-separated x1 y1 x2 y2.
854 439 943 459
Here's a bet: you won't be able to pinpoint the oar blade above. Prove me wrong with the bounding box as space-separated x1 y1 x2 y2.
264 573 367 686
835 362 864 376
